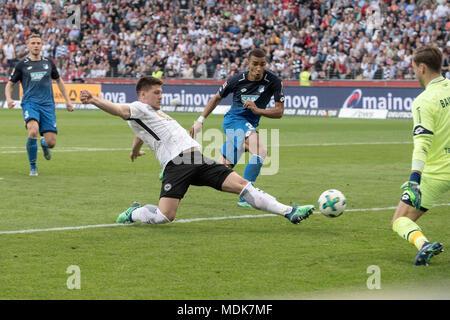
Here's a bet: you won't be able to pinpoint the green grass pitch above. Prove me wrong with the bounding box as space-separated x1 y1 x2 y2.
0 109 449 299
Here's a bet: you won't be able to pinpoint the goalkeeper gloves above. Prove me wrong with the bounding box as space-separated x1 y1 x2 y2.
401 172 422 210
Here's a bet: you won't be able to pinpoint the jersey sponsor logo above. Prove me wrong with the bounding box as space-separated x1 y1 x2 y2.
413 125 433 136
30 71 46 81
241 95 259 103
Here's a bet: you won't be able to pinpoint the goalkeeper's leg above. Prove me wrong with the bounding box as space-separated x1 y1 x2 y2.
391 181 444 266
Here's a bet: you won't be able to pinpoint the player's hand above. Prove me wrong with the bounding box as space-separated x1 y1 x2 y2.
130 150 146 162
189 121 203 138
66 101 74 112
7 99 16 109
401 181 422 210
243 100 259 114
80 90 94 104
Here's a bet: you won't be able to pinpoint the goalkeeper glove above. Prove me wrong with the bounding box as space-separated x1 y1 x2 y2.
401 172 422 210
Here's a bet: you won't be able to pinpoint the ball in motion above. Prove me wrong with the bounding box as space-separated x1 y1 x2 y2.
318 189 347 218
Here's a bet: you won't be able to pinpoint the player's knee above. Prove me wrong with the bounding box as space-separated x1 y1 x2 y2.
160 209 176 222
257 147 267 159
46 140 56 148
27 126 39 138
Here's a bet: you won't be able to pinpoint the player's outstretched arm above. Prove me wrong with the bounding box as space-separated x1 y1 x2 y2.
55 77 74 112
80 89 131 120
189 92 222 138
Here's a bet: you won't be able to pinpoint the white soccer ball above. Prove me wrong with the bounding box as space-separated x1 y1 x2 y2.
318 189 347 218
171 98 181 106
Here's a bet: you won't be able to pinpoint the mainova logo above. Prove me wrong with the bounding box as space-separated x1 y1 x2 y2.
342 89 362 108
342 89 414 111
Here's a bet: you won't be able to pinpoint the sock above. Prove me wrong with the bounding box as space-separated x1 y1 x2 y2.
392 217 429 250
40 137 48 148
240 182 292 216
26 138 38 169
131 205 170 224
241 155 264 202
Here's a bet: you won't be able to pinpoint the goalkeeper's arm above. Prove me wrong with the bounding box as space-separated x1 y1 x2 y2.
401 133 433 210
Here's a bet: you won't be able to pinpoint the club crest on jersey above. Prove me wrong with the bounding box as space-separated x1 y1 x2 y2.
27 66 33 70
164 183 172 191
43 64 49 70
258 85 265 93
30 71 46 81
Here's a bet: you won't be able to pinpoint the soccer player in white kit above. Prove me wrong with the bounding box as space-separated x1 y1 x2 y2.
80 77 314 225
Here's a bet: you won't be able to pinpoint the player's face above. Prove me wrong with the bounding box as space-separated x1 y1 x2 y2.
412 60 425 88
247 56 266 81
27 37 42 56
141 85 163 110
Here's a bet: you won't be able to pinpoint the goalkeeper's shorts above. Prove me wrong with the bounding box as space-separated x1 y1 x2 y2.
402 174 450 211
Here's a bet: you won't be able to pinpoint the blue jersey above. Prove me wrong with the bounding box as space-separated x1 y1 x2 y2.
219 70 285 127
9 57 60 107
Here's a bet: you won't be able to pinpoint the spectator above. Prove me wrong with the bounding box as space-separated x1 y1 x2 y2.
3 38 15 69
0 0 447 81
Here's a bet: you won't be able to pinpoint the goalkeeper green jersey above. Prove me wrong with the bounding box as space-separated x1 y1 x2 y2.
411 76 450 180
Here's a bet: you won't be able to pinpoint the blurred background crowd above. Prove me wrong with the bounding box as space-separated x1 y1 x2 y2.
0 0 449 82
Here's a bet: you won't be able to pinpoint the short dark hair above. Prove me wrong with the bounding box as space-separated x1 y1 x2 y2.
248 48 266 59
413 45 442 73
136 76 163 95
27 33 41 41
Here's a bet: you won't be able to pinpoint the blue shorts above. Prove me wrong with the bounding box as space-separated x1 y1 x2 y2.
22 102 57 135
221 116 257 166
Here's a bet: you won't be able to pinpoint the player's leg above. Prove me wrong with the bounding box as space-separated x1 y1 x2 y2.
205 161 314 224
238 131 267 207
116 198 176 224
22 103 42 176
26 119 40 176
39 109 58 160
391 176 446 265
117 158 193 224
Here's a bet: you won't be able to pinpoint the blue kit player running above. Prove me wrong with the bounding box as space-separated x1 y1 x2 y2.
190 48 285 207
5 33 73 176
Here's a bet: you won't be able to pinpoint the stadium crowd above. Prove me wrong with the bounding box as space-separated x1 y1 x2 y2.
0 0 449 82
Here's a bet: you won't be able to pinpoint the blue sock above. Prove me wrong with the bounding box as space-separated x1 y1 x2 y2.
241 155 264 201
26 138 38 169
40 137 48 149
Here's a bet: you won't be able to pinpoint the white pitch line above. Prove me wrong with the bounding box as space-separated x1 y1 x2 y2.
0 203 448 236
0 142 412 154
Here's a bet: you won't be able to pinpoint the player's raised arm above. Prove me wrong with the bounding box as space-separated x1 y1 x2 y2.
189 92 222 138
80 89 131 120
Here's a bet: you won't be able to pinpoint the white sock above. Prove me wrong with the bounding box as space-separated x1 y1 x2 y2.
240 182 292 216
131 205 170 224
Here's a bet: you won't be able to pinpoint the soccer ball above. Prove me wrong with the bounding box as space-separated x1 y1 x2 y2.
318 189 347 218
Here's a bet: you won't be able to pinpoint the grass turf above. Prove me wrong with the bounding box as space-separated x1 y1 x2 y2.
0 109 448 299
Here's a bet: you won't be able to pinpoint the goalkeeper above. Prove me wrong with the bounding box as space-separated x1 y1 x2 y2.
391 45 449 266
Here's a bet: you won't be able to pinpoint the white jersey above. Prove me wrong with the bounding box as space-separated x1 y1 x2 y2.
127 101 201 169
